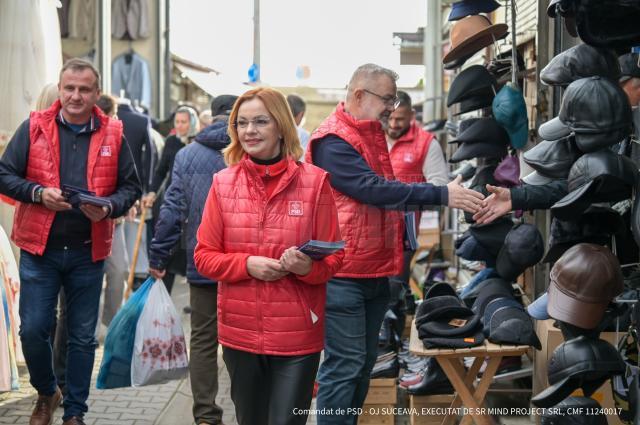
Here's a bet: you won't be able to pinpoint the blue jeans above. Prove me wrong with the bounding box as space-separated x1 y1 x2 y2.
316 277 390 425
19 248 104 420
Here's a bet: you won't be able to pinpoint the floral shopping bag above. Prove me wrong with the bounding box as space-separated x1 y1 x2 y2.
131 279 188 387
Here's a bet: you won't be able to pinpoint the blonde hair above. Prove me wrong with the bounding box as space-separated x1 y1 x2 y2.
224 87 302 165
35 83 59 111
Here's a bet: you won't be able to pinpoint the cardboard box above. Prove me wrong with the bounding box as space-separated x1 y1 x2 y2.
534 319 625 425
409 394 455 425
364 378 398 405
359 404 395 425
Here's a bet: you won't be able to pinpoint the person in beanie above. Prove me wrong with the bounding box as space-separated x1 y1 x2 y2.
148 94 238 425
0 58 140 425
195 87 344 425
306 63 483 424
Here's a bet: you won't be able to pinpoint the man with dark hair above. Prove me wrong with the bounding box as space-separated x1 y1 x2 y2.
148 94 238 425
0 58 140 425
286 93 311 156
385 90 448 186
306 63 483 424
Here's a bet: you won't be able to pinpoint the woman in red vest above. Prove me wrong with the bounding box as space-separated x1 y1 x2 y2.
195 87 344 425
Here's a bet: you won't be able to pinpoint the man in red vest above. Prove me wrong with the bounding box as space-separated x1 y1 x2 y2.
306 64 483 424
0 58 141 425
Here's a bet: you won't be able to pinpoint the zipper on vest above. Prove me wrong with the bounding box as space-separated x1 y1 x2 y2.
257 201 267 352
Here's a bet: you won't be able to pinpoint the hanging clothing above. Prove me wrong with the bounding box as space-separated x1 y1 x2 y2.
68 0 95 43
112 0 150 40
112 52 152 109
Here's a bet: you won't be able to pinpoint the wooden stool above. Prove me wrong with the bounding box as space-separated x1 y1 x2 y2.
409 322 530 425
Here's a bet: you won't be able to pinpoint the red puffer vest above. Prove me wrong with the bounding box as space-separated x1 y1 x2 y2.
214 157 329 355
12 100 122 262
388 122 435 184
306 103 404 277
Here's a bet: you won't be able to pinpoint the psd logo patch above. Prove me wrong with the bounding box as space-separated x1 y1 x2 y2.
288 201 303 216
403 152 414 163
100 146 112 157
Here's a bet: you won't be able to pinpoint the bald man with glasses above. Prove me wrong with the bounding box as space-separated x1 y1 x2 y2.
306 63 483 425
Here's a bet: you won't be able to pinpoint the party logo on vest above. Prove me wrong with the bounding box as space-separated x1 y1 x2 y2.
100 146 112 157
288 201 303 216
404 152 414 163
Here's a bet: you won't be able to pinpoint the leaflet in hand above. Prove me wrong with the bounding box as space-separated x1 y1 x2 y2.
62 184 111 209
298 240 345 260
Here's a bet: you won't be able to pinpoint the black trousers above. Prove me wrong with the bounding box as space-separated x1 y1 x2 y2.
222 347 320 425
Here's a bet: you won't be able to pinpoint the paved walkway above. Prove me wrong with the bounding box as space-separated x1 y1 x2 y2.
0 279 240 425
0 278 533 425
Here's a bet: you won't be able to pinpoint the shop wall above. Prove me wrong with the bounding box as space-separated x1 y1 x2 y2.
61 0 163 118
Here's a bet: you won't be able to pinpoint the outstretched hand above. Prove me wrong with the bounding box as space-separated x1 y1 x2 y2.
446 175 485 213
472 184 513 224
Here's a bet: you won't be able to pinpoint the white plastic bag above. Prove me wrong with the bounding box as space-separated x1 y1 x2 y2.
131 279 188 387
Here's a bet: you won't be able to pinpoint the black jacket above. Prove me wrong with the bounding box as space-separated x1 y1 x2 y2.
148 121 228 285
117 103 156 192
149 134 184 193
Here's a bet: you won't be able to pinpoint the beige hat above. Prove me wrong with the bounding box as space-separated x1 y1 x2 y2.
442 15 508 64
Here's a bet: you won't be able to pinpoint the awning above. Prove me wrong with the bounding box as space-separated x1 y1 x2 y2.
175 63 252 97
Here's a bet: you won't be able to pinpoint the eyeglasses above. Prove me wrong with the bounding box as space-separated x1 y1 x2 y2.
362 89 401 109
234 117 271 129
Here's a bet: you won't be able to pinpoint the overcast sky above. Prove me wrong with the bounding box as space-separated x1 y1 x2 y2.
170 0 427 88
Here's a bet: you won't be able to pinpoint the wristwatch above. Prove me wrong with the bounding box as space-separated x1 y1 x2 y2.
33 186 44 204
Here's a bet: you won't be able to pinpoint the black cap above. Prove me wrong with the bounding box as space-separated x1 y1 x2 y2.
452 118 510 146
455 235 497 265
488 304 542 349
461 277 513 305
468 217 514 257
539 76 632 153
496 223 545 281
450 141 507 163
455 95 494 116
551 151 638 220
523 136 582 180
482 296 523 335
575 0 640 49
448 118 483 144
532 336 626 408
471 278 516 316
540 44 621 87
447 65 497 107
210 95 238 116
619 52 640 79
543 206 624 264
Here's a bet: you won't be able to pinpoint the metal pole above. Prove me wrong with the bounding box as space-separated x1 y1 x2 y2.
157 0 170 118
97 0 112 94
424 0 442 122
511 0 518 88
253 0 260 82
